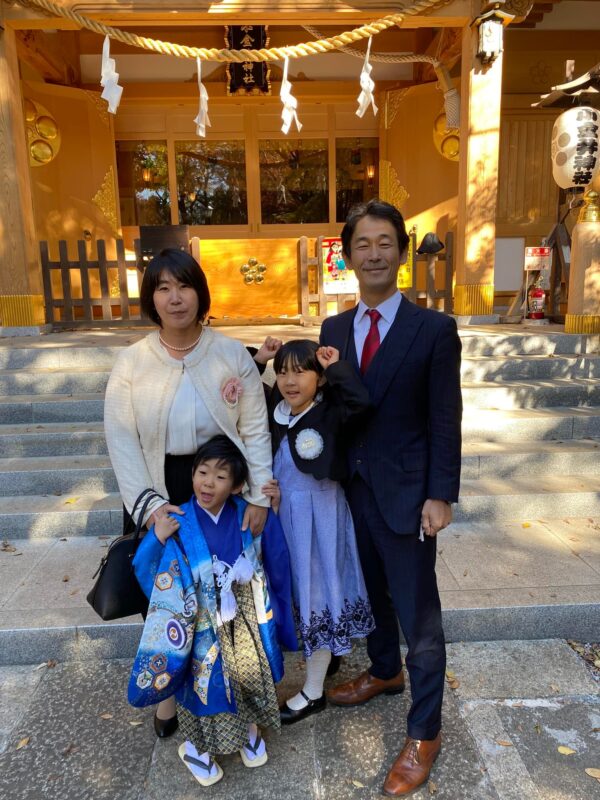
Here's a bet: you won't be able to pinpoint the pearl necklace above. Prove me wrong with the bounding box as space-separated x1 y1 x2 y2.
159 327 203 352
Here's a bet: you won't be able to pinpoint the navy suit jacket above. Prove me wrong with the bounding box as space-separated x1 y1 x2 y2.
320 297 462 535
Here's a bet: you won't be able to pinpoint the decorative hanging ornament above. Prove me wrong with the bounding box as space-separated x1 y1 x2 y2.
193 57 211 138
551 106 600 190
356 37 378 119
100 35 123 115
280 57 302 134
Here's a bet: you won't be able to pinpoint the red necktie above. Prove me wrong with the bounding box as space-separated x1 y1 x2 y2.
360 309 382 374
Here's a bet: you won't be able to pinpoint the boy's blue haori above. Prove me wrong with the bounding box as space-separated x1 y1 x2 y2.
128 496 295 715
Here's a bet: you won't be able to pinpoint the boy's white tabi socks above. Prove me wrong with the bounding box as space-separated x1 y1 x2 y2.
286 649 332 710
240 722 268 767
178 741 222 785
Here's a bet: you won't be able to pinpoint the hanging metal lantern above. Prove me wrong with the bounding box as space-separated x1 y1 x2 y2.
551 107 600 190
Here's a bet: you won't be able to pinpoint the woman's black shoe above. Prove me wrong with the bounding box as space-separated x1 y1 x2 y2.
154 713 178 738
280 692 326 725
327 655 341 677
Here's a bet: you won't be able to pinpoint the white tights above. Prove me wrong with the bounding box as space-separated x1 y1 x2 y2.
286 649 332 710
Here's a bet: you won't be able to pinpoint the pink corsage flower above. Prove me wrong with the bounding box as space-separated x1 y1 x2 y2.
221 377 244 408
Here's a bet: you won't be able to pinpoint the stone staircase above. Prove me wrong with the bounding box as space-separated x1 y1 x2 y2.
0 326 599 665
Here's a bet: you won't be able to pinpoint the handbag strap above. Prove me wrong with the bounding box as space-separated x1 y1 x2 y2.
131 489 164 544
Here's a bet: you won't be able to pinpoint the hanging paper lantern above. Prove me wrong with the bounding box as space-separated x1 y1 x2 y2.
551 107 600 190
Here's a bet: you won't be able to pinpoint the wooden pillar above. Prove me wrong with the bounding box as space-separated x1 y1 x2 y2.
454 22 503 317
0 17 44 329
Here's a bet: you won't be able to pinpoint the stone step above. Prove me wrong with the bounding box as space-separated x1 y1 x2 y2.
2 464 600 539
1 440 598 502
0 393 104 423
459 329 599 356
0 455 116 497
0 493 120 538
1 378 598 427
0 345 125 371
461 378 600 410
455 474 600 522
0 329 597 372
461 439 600 480
0 368 110 396
460 406 600 442
2 354 599 397
1 408 599 460
460 354 600 382
1 516 598 664
0 423 106 458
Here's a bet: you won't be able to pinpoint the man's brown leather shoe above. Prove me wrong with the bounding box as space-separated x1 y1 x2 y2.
327 669 405 707
383 733 441 796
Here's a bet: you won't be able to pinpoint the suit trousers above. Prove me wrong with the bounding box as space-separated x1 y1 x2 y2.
347 474 446 740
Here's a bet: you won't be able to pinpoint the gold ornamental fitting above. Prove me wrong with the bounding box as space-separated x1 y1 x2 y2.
579 190 600 223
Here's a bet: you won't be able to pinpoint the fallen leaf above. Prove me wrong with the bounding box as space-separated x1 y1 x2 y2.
496 739 513 747
592 728 600 733
550 684 560 693
98 535 110 540
534 724 542 735
59 538 67 541
62 743 78 757
594 659 600 668
35 660 56 670
522 522 531 528
445 669 455 679
62 575 70 583
428 780 437 795
129 721 143 727
351 779 365 788
16 737 30 750
99 712 113 720
69 590 79 596
558 746 576 756
448 679 460 690
63 498 79 505
463 569 468 577
1 541 17 553
585 768 600 781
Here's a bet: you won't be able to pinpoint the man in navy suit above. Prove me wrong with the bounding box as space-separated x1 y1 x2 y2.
321 200 462 796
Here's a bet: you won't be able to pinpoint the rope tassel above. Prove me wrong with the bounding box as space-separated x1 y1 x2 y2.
280 57 302 134
356 37 378 119
100 35 123 114
193 57 211 138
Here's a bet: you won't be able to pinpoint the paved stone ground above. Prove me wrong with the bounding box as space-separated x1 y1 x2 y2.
1 640 598 800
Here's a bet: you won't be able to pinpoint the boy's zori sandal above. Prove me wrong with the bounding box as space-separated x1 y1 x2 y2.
178 741 224 786
240 728 268 768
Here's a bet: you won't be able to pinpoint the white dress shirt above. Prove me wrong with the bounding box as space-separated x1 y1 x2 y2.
353 290 402 364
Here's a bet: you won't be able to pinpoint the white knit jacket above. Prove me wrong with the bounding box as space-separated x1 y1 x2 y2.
104 328 272 524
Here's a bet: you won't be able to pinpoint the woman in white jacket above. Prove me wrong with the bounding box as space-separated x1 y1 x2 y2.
104 248 273 738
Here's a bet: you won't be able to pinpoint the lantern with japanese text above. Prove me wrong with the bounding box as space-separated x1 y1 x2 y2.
551 107 600 190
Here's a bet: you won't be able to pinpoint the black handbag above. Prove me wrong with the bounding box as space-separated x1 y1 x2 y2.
86 489 162 621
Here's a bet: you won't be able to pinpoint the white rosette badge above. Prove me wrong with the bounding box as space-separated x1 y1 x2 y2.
295 428 324 460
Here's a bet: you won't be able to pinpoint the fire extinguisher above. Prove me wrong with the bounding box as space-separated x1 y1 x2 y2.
527 279 546 320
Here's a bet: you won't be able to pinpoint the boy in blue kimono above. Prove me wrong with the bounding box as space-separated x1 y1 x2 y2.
130 435 296 787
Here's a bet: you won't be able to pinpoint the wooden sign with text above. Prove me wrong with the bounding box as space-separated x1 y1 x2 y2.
225 26 271 96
